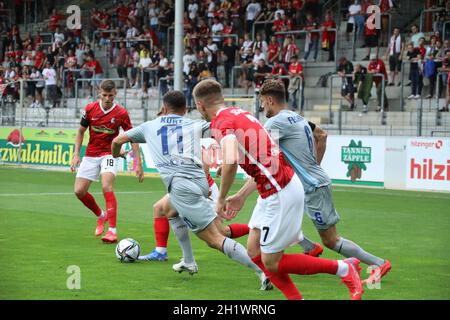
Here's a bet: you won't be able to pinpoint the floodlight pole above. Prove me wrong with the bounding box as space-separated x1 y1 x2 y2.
173 0 184 91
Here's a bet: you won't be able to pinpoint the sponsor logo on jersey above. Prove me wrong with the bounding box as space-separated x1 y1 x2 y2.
91 125 115 135
341 140 371 182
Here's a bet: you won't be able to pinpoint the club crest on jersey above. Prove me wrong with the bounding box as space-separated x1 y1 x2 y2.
111 117 115 124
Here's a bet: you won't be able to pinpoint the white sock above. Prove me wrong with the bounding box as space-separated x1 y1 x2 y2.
336 260 349 277
155 247 167 254
108 227 117 234
98 211 105 219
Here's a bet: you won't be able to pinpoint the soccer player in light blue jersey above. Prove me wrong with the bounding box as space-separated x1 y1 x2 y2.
111 91 271 290
259 80 391 285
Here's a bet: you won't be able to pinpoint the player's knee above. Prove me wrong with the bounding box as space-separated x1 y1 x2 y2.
262 259 278 273
74 188 86 199
152 202 165 217
247 246 260 259
102 186 113 193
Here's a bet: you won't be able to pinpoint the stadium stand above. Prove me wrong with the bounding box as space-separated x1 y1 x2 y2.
0 0 449 136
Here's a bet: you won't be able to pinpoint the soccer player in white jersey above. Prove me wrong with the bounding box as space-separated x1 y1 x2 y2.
259 79 391 285
111 91 271 290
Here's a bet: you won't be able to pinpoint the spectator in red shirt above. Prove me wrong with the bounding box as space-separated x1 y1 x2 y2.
287 55 304 111
283 36 300 67
267 35 281 64
34 46 46 70
270 59 289 96
302 13 320 62
368 53 389 111
82 52 104 97
322 11 337 62
417 37 427 58
48 9 64 32
363 19 379 61
272 12 285 48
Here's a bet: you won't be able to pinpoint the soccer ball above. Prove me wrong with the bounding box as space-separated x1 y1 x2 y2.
115 238 140 263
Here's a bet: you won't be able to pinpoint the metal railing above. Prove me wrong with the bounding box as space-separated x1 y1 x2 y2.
275 28 338 65
39 33 55 44
419 8 445 32
74 78 127 115
251 20 274 40
91 29 117 44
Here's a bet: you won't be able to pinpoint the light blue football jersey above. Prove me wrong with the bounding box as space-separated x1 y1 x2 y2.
264 110 331 194
126 114 210 188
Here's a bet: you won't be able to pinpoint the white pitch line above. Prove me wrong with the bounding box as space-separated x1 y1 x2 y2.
0 191 157 197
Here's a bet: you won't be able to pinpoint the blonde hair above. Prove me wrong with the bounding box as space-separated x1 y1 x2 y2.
192 79 224 106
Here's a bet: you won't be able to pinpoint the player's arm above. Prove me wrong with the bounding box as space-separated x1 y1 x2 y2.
216 135 239 220
111 133 132 158
309 121 327 165
131 142 144 183
70 125 87 172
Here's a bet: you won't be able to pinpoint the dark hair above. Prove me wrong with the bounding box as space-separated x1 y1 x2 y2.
100 80 116 92
259 79 286 103
163 90 186 112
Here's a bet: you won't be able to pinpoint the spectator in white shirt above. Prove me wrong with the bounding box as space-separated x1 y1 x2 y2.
188 0 199 20
246 0 261 33
42 61 58 107
211 17 224 47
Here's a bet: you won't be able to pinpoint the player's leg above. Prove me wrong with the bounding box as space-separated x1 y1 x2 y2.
260 176 364 300
99 156 119 243
74 157 106 236
100 172 117 243
212 218 272 290
140 195 171 261
308 185 390 284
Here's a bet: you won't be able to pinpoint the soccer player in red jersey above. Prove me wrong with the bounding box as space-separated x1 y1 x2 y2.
70 80 144 243
193 79 364 300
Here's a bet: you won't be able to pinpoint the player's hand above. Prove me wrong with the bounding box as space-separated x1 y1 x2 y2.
215 197 231 220
70 155 80 172
135 164 144 183
119 149 129 159
225 194 245 218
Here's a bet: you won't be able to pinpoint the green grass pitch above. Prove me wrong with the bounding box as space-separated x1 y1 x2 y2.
0 166 449 300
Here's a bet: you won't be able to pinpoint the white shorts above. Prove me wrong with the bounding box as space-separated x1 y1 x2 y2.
208 182 219 206
248 174 305 254
76 155 117 181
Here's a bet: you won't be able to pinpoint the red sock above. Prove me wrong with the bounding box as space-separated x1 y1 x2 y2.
277 254 338 275
154 216 170 247
79 192 102 216
104 192 117 228
228 224 250 239
252 255 302 300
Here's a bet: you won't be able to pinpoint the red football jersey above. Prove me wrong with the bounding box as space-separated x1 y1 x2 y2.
211 108 294 199
82 101 132 157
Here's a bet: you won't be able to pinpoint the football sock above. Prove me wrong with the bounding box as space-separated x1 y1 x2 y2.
155 247 167 254
336 260 349 277
169 216 195 264
108 227 117 234
154 216 170 248
333 237 384 267
222 238 263 274
298 236 317 252
104 192 117 228
228 224 250 239
277 254 339 275
98 211 105 219
251 255 302 300
79 192 102 216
